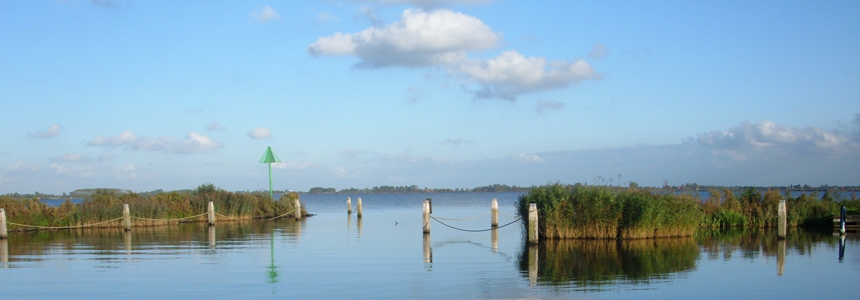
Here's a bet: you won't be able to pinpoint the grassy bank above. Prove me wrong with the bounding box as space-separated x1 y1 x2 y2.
0 184 308 231
517 184 858 240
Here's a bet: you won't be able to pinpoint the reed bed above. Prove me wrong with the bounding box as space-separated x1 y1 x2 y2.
0 184 307 231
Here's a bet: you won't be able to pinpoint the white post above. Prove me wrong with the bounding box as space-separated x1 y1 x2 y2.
491 198 499 228
207 201 215 226
778 200 786 239
347 197 352 214
122 204 131 231
357 197 363 218
528 203 539 244
422 200 431 234
423 232 432 263
294 198 302 220
0 208 7 239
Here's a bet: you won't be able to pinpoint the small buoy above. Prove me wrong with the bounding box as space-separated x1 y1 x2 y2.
395 222 398 225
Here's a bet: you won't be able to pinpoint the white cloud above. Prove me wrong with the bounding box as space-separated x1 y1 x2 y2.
588 43 609 60
207 121 226 131
51 153 91 163
360 0 492 5
696 121 857 158
511 152 544 162
308 8 499 68
87 131 222 154
27 124 62 138
460 51 601 100
248 127 272 139
250 5 281 23
273 161 316 170
536 100 566 114
50 163 100 178
6 161 39 172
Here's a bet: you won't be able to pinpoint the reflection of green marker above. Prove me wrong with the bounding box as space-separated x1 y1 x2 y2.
259 146 281 200
268 230 279 284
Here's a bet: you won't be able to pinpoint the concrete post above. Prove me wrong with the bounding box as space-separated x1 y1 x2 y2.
491 198 499 228
0 208 7 239
778 200 787 239
528 203 539 244
294 198 302 220
357 197 363 218
122 204 131 231
426 198 432 214
422 200 431 234
347 197 352 214
207 201 215 226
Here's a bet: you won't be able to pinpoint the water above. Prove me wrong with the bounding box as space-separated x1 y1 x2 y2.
3 192 859 299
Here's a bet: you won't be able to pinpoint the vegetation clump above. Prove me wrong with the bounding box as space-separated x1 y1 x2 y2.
0 184 307 231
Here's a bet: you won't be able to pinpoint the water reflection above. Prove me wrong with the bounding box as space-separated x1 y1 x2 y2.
423 233 432 264
491 228 498 253
1 239 8 268
839 234 846 262
518 238 698 289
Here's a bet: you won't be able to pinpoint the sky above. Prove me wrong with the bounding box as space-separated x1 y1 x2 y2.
1 0 859 194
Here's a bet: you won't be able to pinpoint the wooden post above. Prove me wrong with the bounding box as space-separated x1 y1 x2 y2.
0 208 7 239
422 200 431 234
777 200 786 239
294 198 302 220
122 204 131 231
528 203 539 244
491 198 499 228
357 197 363 218
426 198 432 214
347 197 352 214
207 201 216 226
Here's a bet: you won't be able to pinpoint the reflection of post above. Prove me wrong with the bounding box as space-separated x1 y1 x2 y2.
208 226 216 248
528 203 539 245
423 232 432 263
491 198 499 228
1 238 8 268
294 219 302 240
123 204 131 231
528 244 538 286
777 239 786 276
491 228 498 253
357 198 363 218
423 200 431 234
123 230 132 254
347 197 352 214
839 235 846 262
357 216 363 237
778 200 787 239
840 206 847 235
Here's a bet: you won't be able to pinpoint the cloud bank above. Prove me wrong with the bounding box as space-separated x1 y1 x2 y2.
248 127 272 139
250 5 281 23
27 124 62 138
87 131 222 154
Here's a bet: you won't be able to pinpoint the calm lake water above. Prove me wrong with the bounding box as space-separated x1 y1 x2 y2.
4 192 860 299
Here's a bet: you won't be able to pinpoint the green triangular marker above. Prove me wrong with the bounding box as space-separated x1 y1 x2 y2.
259 146 281 200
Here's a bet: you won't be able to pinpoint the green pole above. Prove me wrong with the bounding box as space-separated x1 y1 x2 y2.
269 162 273 200
259 146 281 201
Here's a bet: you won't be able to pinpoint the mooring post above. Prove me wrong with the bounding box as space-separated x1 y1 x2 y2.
122 204 131 231
294 198 302 220
347 197 352 214
207 201 216 226
840 206 847 235
422 200 431 234
357 197 363 218
528 203 539 244
427 198 432 214
0 208 7 239
777 200 786 239
491 198 499 228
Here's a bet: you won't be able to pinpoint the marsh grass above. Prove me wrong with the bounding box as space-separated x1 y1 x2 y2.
0 185 307 231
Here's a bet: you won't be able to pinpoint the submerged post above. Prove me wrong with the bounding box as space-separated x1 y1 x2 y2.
347 197 353 214
778 200 787 239
207 201 216 226
422 200 431 234
357 197 363 218
0 208 7 239
294 198 302 220
122 204 131 231
528 203 539 245
491 198 499 228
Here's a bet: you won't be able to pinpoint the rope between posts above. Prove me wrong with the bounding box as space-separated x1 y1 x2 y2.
7 217 125 230
498 211 520 219
267 209 296 220
215 213 244 221
429 211 491 221
131 212 208 222
429 215 522 232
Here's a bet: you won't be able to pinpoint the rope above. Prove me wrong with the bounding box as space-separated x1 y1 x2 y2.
131 212 208 222
267 209 296 220
215 213 244 221
429 211 491 221
498 211 520 219
7 217 124 230
429 215 522 232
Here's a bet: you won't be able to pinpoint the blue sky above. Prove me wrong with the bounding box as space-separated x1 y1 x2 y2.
1 0 859 194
